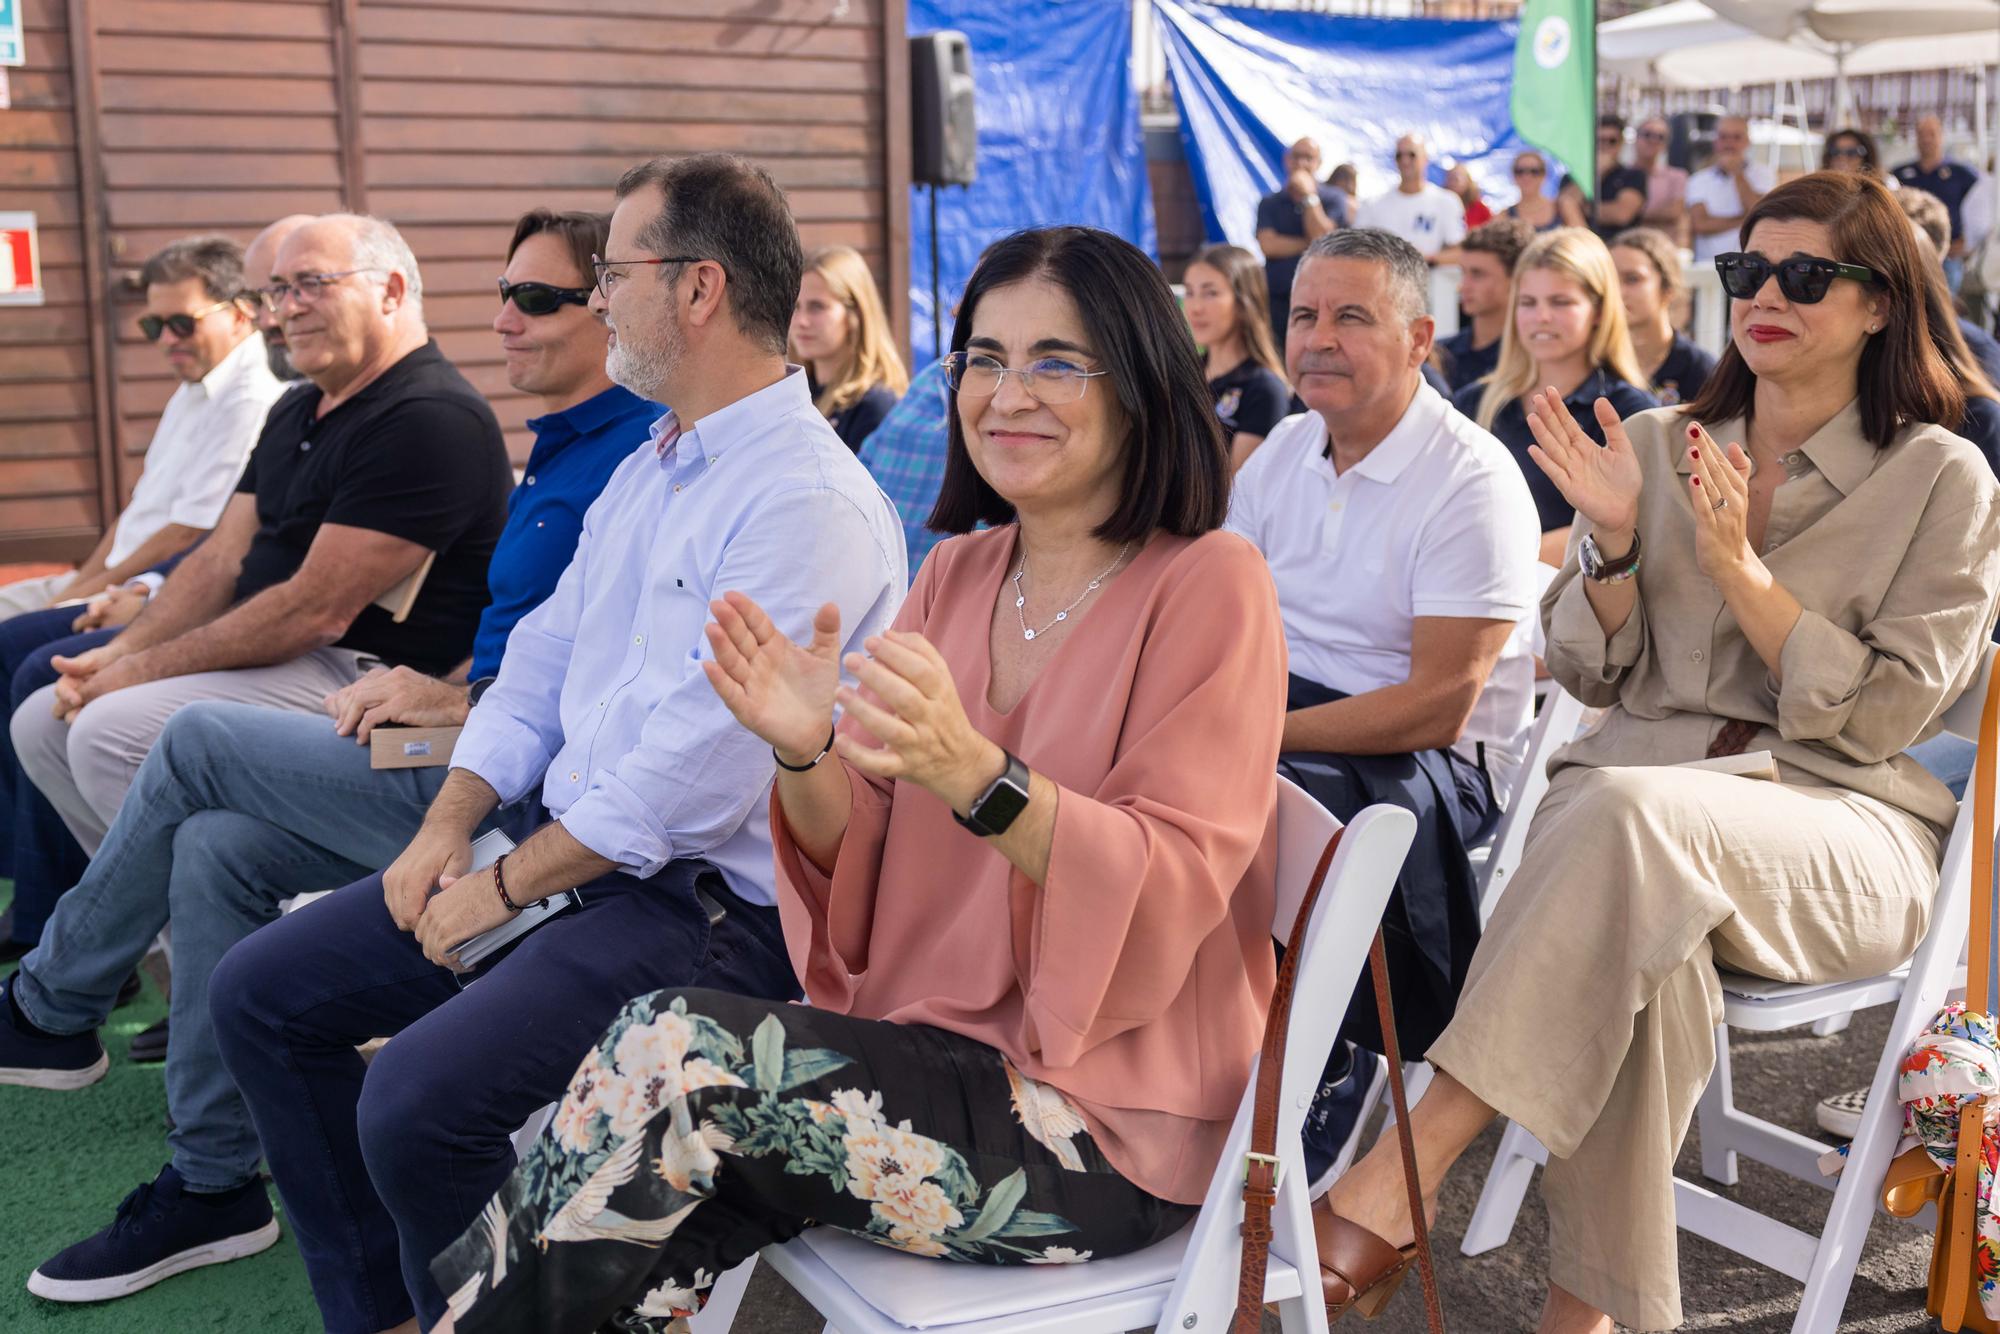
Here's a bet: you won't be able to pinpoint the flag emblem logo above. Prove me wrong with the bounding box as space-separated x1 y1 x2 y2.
1532 16 1571 70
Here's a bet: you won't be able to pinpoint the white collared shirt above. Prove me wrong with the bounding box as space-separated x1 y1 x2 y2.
108 332 285 567
1687 161 1776 263
1225 381 1542 796
451 366 907 906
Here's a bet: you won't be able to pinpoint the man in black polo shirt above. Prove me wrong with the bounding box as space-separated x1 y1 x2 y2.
1256 136 1351 345
1559 114 1648 242
1894 116 1982 287
13 213 511 854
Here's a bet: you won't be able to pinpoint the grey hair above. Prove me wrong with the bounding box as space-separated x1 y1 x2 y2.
140 234 245 302
1297 228 1430 325
318 212 424 315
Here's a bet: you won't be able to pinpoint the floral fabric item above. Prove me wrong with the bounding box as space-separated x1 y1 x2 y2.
1900 1002 2000 1318
433 987 1195 1333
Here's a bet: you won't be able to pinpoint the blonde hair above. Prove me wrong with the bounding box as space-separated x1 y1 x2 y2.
1475 227 1648 431
791 245 909 416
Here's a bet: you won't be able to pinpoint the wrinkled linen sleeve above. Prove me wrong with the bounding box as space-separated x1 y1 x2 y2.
1774 486 2000 763
1018 537 1286 1068
1542 532 1650 708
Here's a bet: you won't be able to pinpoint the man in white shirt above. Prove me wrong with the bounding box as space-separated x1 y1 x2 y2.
1356 135 1467 265
0 237 284 620
1687 116 1774 264
1227 227 1538 1191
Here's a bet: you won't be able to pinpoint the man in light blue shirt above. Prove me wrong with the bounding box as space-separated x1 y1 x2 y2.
207 155 905 1334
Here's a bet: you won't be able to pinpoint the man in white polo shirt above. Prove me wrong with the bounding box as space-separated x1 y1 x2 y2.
0 235 283 620
1687 116 1774 265
1355 135 1467 265
1227 226 1539 1193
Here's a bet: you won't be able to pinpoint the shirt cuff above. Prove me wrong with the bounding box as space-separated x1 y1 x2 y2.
1773 610 1871 739
556 779 674 880
450 708 553 808
128 572 165 595
1547 576 1646 676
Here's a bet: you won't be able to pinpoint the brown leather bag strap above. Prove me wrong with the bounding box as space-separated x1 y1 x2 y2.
1231 827 1343 1334
1372 929 1447 1332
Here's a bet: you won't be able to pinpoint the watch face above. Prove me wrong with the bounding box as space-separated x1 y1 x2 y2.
976 776 1032 835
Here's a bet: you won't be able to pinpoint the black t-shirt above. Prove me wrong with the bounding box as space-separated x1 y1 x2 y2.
234 340 512 674
1894 160 1980 239
1255 184 1353 316
1437 326 1501 392
1208 360 1290 439
1561 165 1649 240
827 383 898 453
1453 369 1659 531
1648 335 1716 407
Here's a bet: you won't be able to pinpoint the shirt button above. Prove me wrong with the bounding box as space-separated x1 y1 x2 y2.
535 521 544 528
634 635 644 645
674 484 683 493
525 475 537 486
568 771 579 782
1692 649 1705 663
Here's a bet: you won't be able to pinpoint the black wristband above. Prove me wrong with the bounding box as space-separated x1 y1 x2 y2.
774 724 838 773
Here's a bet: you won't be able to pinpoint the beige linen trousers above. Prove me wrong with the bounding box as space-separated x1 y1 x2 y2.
1428 402 2000 1330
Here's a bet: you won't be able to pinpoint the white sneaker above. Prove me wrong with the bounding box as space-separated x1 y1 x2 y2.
1815 1086 1868 1139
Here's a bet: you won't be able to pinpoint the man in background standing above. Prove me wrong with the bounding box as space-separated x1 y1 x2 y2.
1358 134 1466 266
1687 116 1773 265
1255 136 1350 346
1895 115 1983 291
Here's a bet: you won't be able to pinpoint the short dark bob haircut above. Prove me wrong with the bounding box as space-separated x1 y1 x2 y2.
1683 171 1961 449
928 226 1230 543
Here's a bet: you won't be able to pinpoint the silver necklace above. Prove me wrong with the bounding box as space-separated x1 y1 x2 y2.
1012 542 1131 641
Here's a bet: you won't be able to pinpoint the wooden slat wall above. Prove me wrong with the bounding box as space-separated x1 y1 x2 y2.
0 0 100 553
356 0 899 459
0 0 907 557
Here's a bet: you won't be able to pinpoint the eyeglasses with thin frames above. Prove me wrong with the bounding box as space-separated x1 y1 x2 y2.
260 269 387 308
942 351 1109 405
590 253 718 300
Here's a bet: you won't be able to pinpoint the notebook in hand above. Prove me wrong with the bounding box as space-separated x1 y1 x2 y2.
450 828 579 971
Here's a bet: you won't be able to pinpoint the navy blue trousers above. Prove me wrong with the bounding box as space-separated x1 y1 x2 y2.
1 617 114 942
208 850 801 1334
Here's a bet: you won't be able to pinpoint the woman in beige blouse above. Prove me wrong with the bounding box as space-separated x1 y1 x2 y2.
1313 173 2000 1331
429 226 1288 1333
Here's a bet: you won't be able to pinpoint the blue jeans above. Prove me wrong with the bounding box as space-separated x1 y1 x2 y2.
1911 731 1977 800
209 856 800 1334
1 621 113 940
12 700 465 1192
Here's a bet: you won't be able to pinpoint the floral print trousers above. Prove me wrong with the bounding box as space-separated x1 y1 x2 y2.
432 987 1196 1333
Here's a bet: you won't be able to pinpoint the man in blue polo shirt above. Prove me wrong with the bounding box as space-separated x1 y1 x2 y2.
1895 116 1983 289
0 207 658 1304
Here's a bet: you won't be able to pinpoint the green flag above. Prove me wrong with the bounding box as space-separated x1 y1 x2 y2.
1511 0 1596 199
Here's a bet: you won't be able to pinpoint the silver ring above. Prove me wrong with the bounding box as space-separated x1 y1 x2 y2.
1711 497 1728 512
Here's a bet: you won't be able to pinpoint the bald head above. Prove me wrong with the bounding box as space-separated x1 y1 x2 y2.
1285 137 1323 178
1396 134 1428 189
1713 116 1750 169
271 213 428 392
1917 115 1944 166
244 213 315 377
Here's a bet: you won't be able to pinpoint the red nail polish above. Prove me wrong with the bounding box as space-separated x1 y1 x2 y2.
1692 476 1701 486
1690 449 1699 460
1688 425 1700 439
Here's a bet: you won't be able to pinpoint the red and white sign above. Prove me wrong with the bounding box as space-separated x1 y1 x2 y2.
0 210 42 307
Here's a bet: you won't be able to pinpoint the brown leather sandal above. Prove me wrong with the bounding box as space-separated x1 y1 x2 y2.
1319 1211 1419 1321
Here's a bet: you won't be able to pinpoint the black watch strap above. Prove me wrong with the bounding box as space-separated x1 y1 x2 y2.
953 750 1032 838
468 675 499 706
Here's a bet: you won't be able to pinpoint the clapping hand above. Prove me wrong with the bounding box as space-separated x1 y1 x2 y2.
702 592 843 766
1683 420 1756 578
1523 389 1644 540
834 632 1004 814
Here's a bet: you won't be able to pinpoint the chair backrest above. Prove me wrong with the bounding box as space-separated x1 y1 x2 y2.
1476 683 1587 923
1154 784 1417 1332
1941 642 1997 743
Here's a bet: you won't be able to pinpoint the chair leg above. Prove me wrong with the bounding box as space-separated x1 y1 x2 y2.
1789 1164 1875 1334
1696 1025 1739 1187
1809 1012 1853 1038
1460 1120 1542 1256
686 1257 755 1332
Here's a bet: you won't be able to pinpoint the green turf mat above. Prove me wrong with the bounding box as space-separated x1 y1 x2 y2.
0 881 323 1331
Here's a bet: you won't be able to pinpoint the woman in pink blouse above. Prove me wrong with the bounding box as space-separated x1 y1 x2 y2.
430 226 1289 1333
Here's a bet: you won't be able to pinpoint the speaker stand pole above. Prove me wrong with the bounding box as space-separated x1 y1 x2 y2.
929 183 943 363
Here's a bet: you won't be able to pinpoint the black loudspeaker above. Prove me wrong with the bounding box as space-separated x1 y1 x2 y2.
1668 111 1719 173
912 31 977 188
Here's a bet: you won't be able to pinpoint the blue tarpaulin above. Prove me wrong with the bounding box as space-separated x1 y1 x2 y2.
907 0 1155 362
1154 0 1521 250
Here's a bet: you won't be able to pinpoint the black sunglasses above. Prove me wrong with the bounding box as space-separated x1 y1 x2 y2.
1715 251 1880 304
138 298 239 342
497 278 593 317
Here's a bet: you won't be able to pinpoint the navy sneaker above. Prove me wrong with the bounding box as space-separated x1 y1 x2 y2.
0 975 107 1090
28 1165 278 1302
1302 1040 1388 1199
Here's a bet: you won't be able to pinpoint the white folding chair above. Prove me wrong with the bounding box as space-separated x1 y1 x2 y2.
1462 643 1998 1334
1471 683 1587 925
699 786 1417 1334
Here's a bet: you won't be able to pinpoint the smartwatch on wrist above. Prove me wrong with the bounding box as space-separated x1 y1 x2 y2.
467 675 499 706
953 750 1032 838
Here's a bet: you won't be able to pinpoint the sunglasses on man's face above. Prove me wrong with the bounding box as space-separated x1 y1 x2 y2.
1715 251 1880 304
497 279 594 317
138 298 240 342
